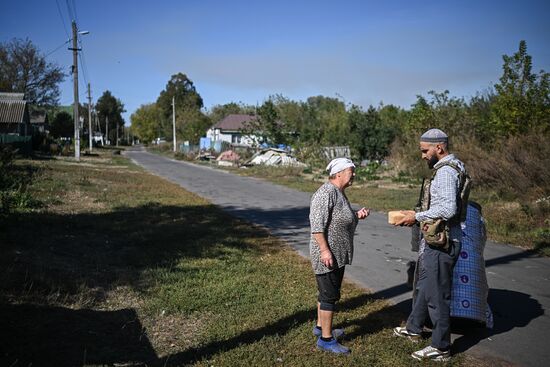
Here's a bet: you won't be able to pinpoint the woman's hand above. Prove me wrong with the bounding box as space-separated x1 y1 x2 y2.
357 207 370 220
320 249 334 268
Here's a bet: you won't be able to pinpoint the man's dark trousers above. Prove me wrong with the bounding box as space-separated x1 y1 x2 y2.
406 242 460 351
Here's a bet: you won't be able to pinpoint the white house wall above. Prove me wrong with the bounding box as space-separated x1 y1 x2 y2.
206 128 261 147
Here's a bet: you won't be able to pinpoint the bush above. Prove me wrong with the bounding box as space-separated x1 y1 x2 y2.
389 130 550 202
457 131 550 201
0 145 40 214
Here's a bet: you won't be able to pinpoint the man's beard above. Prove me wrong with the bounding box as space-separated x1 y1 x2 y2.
427 155 438 169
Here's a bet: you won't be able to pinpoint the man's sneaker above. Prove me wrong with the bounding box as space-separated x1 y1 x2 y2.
313 326 345 339
411 345 451 362
316 337 350 354
393 326 421 342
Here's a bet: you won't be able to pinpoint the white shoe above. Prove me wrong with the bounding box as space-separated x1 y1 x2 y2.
411 345 451 362
393 326 421 342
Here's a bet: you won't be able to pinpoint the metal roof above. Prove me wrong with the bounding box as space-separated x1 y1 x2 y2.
212 114 257 131
0 93 28 124
0 92 25 100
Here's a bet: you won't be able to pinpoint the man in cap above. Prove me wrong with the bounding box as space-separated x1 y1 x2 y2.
392 128 466 362
309 158 370 354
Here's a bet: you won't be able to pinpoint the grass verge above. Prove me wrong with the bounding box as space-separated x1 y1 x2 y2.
0 152 468 366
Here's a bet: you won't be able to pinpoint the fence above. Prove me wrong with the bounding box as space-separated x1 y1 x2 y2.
0 134 32 155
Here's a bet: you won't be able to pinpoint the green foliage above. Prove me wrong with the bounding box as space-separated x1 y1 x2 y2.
178 108 212 144
50 111 73 138
491 40 550 136
254 99 286 145
96 90 126 144
354 162 381 181
0 146 40 214
137 73 209 145
130 103 162 144
156 73 203 119
348 105 397 161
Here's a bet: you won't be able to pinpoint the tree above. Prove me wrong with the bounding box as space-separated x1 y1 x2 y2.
491 40 550 135
207 102 255 126
348 105 396 161
50 111 73 138
96 91 125 144
157 73 203 118
0 38 65 106
178 108 212 144
257 100 286 145
156 73 206 143
305 96 348 146
131 103 162 144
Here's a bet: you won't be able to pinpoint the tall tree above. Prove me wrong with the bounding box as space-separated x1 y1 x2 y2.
0 38 65 106
305 96 348 145
96 91 125 144
491 40 550 135
50 111 73 138
156 73 206 143
348 105 396 161
130 103 162 144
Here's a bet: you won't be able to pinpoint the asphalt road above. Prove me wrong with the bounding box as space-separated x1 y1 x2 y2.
125 147 549 367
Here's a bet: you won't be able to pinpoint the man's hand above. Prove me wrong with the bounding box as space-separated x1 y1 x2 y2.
357 207 370 220
394 210 417 226
320 249 334 268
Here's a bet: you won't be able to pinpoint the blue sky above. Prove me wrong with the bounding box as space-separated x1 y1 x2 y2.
1 0 549 124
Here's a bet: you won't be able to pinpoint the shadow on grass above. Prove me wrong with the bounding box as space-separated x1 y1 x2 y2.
0 304 157 367
0 202 270 366
160 291 405 366
0 201 404 366
1 199 546 366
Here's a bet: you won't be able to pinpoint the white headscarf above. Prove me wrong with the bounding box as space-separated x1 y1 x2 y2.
326 158 355 176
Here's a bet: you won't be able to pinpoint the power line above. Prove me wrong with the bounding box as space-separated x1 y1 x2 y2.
65 0 75 21
78 38 89 87
72 0 80 25
45 39 70 58
55 0 70 39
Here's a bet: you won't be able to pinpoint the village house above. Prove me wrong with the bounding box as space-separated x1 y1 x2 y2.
205 114 261 148
30 109 50 135
0 93 31 136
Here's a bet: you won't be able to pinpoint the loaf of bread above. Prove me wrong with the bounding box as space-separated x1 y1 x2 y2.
388 211 405 224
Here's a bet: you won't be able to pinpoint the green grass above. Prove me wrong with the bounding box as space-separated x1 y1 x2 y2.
0 152 469 366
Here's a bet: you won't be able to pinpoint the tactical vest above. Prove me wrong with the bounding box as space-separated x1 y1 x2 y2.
420 160 471 223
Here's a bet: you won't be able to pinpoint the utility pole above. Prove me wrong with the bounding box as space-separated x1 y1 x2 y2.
172 96 177 152
105 115 109 145
87 83 92 151
70 21 80 161
116 120 119 147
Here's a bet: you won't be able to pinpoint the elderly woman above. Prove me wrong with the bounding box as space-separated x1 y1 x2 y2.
310 157 370 354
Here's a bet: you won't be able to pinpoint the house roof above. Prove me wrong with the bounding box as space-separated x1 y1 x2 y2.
0 93 25 101
212 114 257 131
30 109 48 124
0 92 28 124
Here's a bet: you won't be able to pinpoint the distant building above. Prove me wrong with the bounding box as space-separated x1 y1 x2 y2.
205 114 262 147
30 108 50 134
0 93 31 136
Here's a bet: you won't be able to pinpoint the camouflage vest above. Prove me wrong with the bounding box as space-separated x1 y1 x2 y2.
420 160 471 223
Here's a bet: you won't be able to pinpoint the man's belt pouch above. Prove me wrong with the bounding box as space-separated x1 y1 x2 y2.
420 219 449 249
